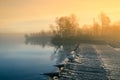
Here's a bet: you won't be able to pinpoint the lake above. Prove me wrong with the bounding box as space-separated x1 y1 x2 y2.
0 34 57 80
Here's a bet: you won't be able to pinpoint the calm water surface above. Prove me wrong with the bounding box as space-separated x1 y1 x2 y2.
0 34 56 80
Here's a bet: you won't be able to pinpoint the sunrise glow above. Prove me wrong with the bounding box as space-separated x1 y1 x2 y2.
0 0 120 33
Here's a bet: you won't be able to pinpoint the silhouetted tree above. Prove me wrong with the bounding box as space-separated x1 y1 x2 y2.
100 13 111 36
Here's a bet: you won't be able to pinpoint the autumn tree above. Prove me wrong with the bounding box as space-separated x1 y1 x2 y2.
51 15 79 38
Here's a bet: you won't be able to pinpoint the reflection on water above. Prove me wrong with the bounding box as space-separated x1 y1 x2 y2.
0 34 80 80
0 34 56 80
25 33 52 48
25 34 79 64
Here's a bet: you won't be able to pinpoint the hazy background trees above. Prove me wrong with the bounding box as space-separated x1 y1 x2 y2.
26 13 120 47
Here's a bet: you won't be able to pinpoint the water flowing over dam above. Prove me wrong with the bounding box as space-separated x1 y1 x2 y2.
44 44 120 80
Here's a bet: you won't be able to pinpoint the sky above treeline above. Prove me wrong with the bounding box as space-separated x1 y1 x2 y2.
1 0 120 33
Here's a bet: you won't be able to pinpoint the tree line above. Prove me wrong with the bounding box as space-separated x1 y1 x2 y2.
26 13 120 47
50 13 120 47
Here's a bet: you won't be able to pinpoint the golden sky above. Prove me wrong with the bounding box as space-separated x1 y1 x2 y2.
0 0 120 33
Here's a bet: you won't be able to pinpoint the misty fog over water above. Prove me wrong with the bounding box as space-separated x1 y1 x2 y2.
0 34 56 80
